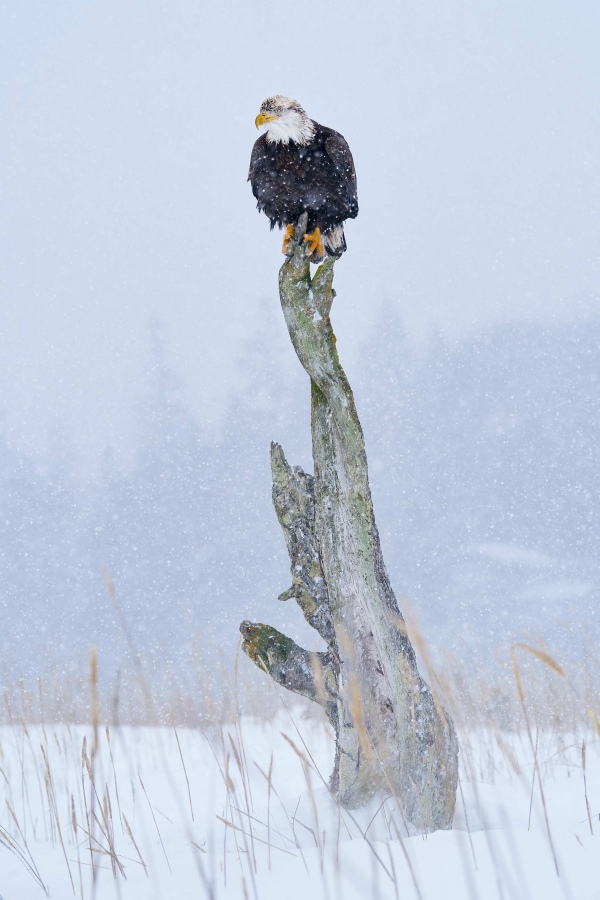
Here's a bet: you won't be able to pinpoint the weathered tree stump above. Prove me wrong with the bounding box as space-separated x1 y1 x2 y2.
240 216 458 831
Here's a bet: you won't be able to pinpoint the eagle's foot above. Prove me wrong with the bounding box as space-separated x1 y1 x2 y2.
303 227 324 261
282 224 295 256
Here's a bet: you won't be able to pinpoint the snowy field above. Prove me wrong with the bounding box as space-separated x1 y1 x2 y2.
1 708 599 900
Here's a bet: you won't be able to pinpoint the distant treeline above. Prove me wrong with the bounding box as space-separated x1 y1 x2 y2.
1 312 599 680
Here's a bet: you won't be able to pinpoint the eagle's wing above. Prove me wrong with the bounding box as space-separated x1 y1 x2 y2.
248 134 267 188
324 130 358 217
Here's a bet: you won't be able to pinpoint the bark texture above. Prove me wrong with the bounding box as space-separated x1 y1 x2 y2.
240 217 458 831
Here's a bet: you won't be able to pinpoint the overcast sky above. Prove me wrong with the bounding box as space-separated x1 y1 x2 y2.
1 1 599 472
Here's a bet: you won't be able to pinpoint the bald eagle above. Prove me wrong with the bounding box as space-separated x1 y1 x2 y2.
249 96 358 263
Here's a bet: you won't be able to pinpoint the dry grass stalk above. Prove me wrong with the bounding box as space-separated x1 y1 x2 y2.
122 813 148 875
348 674 374 763
511 646 560 876
589 708 600 736
40 743 76 893
515 643 565 678
3 800 49 895
170 710 194 821
581 741 594 836
138 774 171 872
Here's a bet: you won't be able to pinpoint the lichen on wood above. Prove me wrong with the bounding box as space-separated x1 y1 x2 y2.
239 621 338 727
240 214 458 831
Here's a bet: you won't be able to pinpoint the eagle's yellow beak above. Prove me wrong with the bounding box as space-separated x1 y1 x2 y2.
255 111 277 128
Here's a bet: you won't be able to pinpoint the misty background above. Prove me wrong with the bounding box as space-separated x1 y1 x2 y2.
1 1 599 682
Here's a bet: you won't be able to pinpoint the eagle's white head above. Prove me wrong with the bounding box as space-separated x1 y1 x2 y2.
255 95 315 146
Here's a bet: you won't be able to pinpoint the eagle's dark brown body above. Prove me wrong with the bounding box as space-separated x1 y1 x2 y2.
248 121 358 260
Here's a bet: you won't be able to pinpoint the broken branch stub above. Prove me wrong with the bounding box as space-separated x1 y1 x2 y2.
270 442 335 647
239 621 338 728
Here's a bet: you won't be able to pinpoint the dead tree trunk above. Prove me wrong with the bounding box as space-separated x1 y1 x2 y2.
240 217 458 831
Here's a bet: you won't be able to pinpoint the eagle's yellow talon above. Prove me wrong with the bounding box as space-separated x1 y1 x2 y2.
282 223 295 255
303 227 323 259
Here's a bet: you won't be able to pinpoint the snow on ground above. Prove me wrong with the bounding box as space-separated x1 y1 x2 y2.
0 711 599 900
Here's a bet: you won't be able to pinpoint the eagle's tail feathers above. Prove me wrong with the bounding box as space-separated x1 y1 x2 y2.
323 224 347 259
